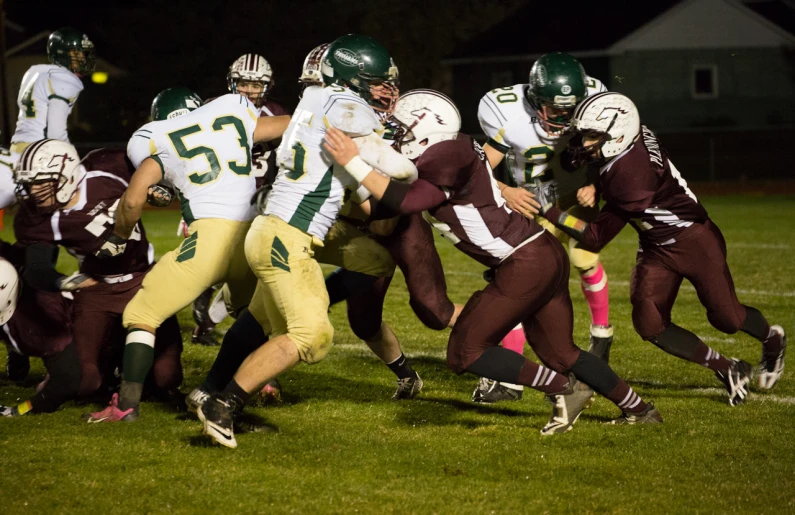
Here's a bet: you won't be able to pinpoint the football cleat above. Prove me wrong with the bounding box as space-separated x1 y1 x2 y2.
82 393 138 423
185 388 210 414
392 374 424 400
609 402 663 425
472 377 523 403
234 412 277 434
540 378 594 435
715 359 753 406
0 405 21 417
6 349 30 382
588 324 614 363
198 392 242 449
250 379 283 407
758 325 786 390
191 325 219 347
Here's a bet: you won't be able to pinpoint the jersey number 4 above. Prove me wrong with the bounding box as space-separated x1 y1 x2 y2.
167 115 252 185
19 73 39 118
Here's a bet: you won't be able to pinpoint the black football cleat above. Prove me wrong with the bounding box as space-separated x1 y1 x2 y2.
191 325 219 346
609 402 663 425
472 377 523 403
588 324 614 363
198 392 242 449
6 349 30 382
715 359 753 406
392 374 424 400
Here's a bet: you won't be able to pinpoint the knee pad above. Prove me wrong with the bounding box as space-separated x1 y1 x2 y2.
707 311 743 335
632 299 666 341
291 320 334 364
410 296 453 331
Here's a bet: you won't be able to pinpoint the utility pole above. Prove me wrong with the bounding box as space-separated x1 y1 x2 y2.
0 0 10 146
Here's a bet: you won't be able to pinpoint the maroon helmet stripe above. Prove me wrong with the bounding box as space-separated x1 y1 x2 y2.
22 139 50 171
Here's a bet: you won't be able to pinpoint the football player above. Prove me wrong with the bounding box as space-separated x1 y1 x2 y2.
196 34 415 448
474 53 612 403
10 28 95 162
538 92 786 404
0 246 81 417
83 88 290 422
13 139 184 404
189 53 292 347
325 89 662 434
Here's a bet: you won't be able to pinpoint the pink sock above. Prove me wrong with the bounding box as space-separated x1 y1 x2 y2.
501 324 525 354
581 263 610 326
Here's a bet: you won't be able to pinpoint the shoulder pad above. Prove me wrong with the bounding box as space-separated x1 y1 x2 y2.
585 76 608 95
323 90 380 137
47 69 83 103
127 123 159 169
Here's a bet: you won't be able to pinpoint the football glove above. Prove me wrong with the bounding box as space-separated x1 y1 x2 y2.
57 272 92 292
94 226 127 259
147 181 176 208
524 178 557 215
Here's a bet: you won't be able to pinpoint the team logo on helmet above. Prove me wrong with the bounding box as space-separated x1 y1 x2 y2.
334 48 360 67
536 65 547 87
82 34 94 49
561 84 571 95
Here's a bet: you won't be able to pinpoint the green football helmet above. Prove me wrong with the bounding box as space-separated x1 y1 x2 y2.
526 52 588 135
150 87 202 121
321 34 399 113
47 27 96 76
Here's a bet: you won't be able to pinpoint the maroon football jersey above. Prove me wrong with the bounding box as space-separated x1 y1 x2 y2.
599 126 708 245
418 135 544 267
14 148 154 277
253 99 290 188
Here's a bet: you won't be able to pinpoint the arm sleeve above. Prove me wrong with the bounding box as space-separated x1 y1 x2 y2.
46 99 71 142
374 178 449 218
23 243 64 292
127 129 164 175
355 132 417 182
544 203 630 253
0 163 16 209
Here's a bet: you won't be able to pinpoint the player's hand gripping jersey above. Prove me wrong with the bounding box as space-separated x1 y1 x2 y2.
127 94 260 224
12 64 83 144
265 85 382 239
477 78 605 207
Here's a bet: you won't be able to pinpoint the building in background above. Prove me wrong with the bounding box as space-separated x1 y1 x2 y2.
445 0 795 180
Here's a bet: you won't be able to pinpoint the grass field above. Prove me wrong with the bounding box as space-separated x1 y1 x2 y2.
1 194 794 514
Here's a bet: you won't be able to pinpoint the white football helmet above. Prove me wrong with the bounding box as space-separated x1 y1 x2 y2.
569 92 640 163
227 53 273 107
299 43 330 88
14 139 82 212
390 89 461 160
0 257 20 325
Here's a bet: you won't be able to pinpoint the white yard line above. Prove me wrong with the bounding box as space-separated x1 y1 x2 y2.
438 270 795 298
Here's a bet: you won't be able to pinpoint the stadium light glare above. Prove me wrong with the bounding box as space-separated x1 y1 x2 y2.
91 72 109 84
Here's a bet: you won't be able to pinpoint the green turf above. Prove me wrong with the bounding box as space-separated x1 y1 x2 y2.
1 195 794 514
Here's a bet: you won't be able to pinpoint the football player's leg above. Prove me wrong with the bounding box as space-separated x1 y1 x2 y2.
447 235 572 395
119 219 250 413
631 253 746 380
71 293 119 397
685 221 785 388
382 213 456 330
3 343 81 417
150 315 184 393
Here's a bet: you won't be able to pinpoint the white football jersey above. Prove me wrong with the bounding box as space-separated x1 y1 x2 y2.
265 85 381 240
128 94 259 223
478 77 606 188
11 64 84 144
0 150 15 209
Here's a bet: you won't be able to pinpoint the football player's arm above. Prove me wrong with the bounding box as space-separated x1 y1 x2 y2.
253 115 290 143
324 128 446 216
23 243 96 291
542 203 629 253
46 99 70 142
113 158 163 240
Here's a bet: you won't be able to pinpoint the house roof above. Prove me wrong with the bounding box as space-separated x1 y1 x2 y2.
446 1 680 63
445 0 795 64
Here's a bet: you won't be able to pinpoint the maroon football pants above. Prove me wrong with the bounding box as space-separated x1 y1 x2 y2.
72 271 183 396
447 231 581 374
347 213 455 340
631 220 747 340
